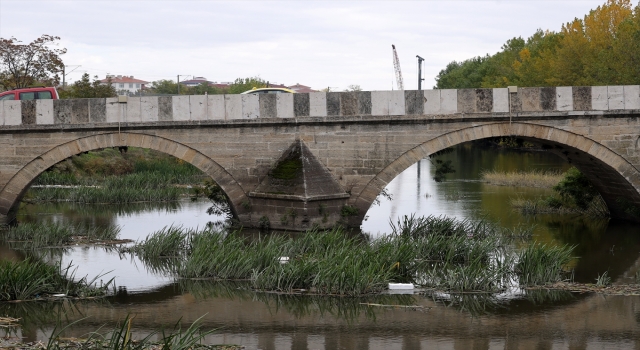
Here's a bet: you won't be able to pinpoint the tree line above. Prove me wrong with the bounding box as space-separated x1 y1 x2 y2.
435 0 640 89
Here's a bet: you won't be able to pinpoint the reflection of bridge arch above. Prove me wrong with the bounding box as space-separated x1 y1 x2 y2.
0 132 248 219
353 122 640 222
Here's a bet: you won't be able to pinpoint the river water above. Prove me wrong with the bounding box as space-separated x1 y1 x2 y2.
3 144 640 349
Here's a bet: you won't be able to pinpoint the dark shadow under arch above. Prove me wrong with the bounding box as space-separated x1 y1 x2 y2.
353 122 640 222
0 132 249 219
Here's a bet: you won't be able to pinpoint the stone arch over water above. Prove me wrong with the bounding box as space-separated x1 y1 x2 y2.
353 122 640 222
0 132 248 220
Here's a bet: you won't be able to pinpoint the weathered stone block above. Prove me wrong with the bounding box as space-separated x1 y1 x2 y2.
572 86 592 111
259 94 277 118
276 93 293 118
125 97 141 123
88 98 106 123
476 89 493 112
140 97 158 122
405 90 424 115
309 92 327 117
423 90 440 114
358 91 372 115
556 87 573 111
493 88 508 113
242 94 259 119
608 86 624 110
540 87 556 111
36 99 54 124
340 92 358 116
440 89 457 114
53 99 72 124
520 88 541 112
457 89 476 113
294 93 310 117
207 95 225 120
624 85 640 110
326 92 340 116
21 100 36 125
172 96 190 121
592 86 608 110
224 95 242 120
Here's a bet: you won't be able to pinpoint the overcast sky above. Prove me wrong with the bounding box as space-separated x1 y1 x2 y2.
0 0 609 91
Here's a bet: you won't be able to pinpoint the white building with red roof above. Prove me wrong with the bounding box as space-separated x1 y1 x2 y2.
100 75 149 95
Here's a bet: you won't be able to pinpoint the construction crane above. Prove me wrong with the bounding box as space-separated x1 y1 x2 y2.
392 44 404 90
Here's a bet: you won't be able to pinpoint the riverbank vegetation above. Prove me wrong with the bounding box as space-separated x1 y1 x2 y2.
0 259 112 301
128 215 573 296
481 169 563 188
25 147 206 204
2 222 125 249
435 0 640 88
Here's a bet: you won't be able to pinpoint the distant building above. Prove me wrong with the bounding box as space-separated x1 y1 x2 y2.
179 77 213 87
288 83 316 93
100 75 149 95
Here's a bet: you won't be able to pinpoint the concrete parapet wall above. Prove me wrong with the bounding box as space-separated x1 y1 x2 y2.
2 86 640 126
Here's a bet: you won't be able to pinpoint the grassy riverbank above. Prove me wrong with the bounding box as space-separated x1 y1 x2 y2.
481 169 563 188
0 258 112 301
129 215 573 296
25 147 206 204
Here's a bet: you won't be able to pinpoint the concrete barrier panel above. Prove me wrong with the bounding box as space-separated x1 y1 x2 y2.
309 92 327 117
608 86 624 110
493 88 508 113
294 93 310 117
172 96 190 121
624 85 640 110
592 86 608 110
89 99 106 123
21 100 36 125
259 94 276 118
457 89 476 113
405 90 424 115
326 92 340 116
520 88 541 112
224 95 242 119
440 89 457 114
573 86 592 110
276 93 294 118
105 98 121 123
424 90 440 114
371 91 390 115
207 95 225 120
388 91 405 115
242 94 259 119
556 87 573 111
340 92 358 116
140 97 159 122
190 95 207 120
36 99 54 124
125 97 141 122
158 96 172 121
3 100 21 125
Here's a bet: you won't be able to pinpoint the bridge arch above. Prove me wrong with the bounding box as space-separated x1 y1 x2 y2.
0 132 249 220
354 122 640 222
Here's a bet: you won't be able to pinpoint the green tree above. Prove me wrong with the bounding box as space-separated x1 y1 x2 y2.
150 79 181 95
225 77 267 94
0 34 66 90
58 73 116 99
553 167 599 210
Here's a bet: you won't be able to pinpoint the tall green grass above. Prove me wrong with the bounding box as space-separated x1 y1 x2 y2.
2 222 120 248
0 259 113 301
130 215 574 296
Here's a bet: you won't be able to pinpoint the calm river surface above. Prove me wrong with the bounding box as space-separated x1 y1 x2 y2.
3 144 640 349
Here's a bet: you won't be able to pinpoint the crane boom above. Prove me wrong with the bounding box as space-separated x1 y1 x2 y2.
392 44 404 90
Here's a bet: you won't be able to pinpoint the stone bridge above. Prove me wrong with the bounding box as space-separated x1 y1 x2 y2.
1 85 640 229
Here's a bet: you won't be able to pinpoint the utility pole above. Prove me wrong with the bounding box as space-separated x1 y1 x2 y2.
177 75 190 94
416 55 425 90
62 65 81 88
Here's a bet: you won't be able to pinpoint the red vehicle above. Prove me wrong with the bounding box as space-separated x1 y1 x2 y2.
0 87 59 101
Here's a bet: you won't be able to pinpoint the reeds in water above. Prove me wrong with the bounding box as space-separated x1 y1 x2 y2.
0 259 113 301
131 215 574 296
2 222 121 248
481 169 563 188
